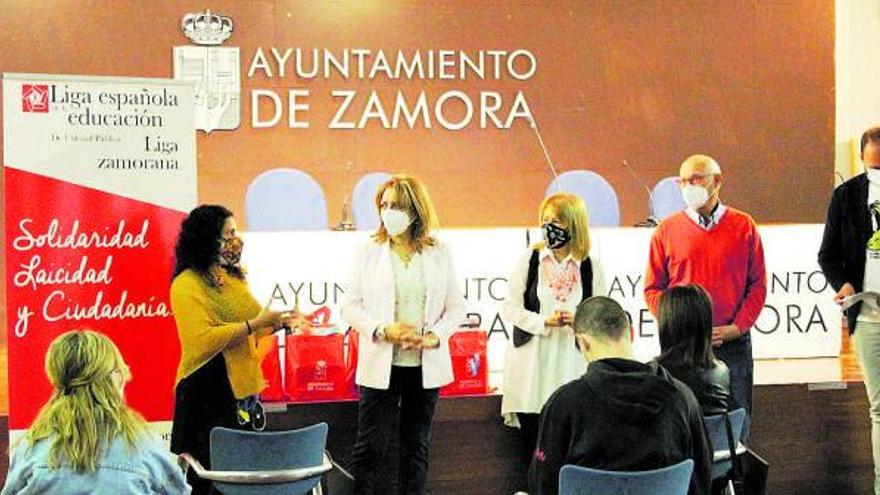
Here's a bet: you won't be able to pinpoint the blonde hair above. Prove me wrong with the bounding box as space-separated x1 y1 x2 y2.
537 193 591 261
372 174 439 252
21 330 146 471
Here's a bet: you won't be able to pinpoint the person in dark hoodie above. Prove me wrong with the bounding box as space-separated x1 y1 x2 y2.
528 296 712 495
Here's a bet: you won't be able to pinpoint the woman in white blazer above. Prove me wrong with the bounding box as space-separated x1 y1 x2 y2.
341 174 465 495
500 192 606 469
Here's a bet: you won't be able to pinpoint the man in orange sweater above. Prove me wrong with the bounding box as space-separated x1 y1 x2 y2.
644 154 767 437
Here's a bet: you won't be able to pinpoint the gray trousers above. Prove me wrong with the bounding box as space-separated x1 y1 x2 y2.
854 321 880 495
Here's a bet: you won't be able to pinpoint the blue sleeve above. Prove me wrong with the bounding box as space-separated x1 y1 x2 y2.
142 436 192 495
1 441 33 495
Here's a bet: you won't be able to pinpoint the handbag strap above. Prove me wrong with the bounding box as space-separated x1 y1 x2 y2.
723 411 745 493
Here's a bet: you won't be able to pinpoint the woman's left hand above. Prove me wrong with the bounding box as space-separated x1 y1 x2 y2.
418 332 441 350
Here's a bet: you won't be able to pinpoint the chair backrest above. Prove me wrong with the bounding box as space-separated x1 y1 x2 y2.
244 168 328 231
651 176 686 221
559 459 694 495
545 170 620 226
704 408 748 480
352 171 392 231
210 423 329 495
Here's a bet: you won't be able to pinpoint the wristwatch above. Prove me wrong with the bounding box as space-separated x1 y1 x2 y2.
423 333 439 349
374 325 386 342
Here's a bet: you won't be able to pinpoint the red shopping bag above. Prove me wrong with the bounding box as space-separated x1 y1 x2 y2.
259 335 286 402
285 332 347 402
302 306 337 334
440 330 488 397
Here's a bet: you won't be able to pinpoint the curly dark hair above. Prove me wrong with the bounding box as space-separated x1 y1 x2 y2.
172 205 243 280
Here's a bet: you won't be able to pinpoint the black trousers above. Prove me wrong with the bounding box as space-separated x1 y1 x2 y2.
171 354 243 495
518 412 541 464
350 366 440 495
517 413 541 491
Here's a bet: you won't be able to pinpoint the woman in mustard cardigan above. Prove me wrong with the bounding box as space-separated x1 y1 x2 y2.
169 205 302 495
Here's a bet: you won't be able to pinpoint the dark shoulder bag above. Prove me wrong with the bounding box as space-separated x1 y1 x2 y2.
723 413 769 495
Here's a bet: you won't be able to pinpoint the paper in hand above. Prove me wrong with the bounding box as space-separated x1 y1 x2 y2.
841 291 880 311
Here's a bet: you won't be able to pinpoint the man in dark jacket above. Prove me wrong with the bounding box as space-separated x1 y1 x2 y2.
528 296 712 495
818 125 880 494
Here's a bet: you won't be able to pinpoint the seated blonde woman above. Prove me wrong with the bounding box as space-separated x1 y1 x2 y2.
1 330 190 495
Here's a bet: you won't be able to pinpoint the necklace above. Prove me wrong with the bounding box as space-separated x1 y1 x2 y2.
391 243 415 267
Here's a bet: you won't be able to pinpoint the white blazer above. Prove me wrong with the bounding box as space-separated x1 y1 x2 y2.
341 239 466 390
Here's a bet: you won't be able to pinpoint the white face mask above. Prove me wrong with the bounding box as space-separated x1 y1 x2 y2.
867 167 880 186
681 184 711 210
381 208 412 236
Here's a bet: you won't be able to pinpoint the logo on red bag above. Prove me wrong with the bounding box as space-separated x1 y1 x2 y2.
22 85 49 113
314 360 327 381
466 354 481 377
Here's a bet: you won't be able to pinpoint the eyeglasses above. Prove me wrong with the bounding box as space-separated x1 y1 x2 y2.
679 173 714 186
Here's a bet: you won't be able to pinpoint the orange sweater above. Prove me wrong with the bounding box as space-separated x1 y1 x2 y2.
644 208 767 333
170 269 266 398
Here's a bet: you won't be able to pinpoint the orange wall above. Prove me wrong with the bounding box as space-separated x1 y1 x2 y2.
0 1 835 345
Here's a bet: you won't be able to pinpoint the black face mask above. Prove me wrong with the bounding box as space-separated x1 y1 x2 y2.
542 222 571 250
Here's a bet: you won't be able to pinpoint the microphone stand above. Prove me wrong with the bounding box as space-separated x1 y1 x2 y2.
527 115 563 193
621 159 658 228
332 195 355 231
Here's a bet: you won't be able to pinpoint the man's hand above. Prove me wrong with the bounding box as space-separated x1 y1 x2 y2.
711 324 741 348
834 282 856 305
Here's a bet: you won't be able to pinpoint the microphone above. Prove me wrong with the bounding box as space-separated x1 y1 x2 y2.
620 159 658 228
334 161 355 231
333 194 354 231
527 115 563 193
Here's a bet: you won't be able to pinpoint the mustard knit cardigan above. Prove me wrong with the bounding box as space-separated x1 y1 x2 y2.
170 269 266 399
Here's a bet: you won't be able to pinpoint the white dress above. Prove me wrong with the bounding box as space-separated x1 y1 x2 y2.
500 247 607 427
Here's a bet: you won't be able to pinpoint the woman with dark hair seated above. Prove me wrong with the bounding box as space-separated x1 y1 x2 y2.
656 284 730 416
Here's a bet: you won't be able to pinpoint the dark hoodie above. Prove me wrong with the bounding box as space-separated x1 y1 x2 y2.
527 358 712 495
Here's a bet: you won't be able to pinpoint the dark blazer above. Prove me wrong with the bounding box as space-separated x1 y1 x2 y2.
818 173 872 334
